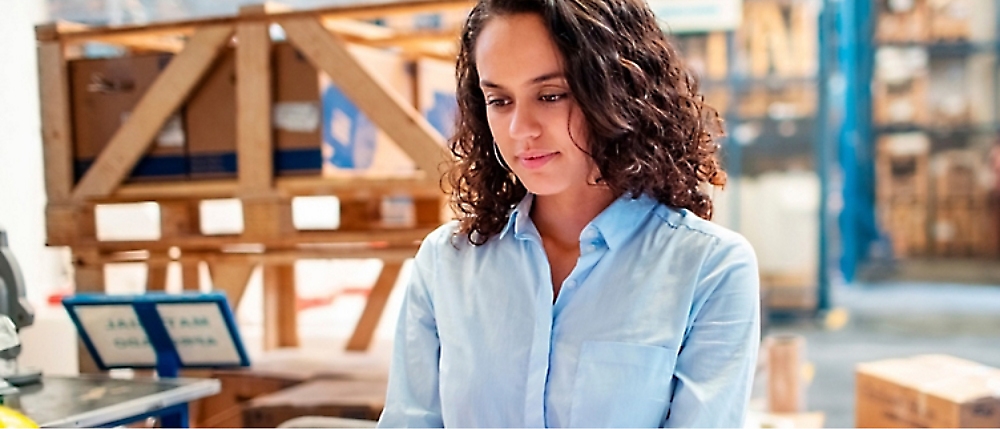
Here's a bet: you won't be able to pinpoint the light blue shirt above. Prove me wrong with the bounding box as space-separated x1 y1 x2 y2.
378 193 760 428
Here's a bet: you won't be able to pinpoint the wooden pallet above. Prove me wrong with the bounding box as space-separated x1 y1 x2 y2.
875 0 930 43
875 134 931 203
36 0 474 371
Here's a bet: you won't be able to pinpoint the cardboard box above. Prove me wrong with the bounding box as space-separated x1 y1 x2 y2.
184 43 416 179
243 379 387 427
185 48 237 178
856 354 1000 428
929 0 972 41
416 58 457 140
70 53 187 182
318 44 416 178
273 42 322 176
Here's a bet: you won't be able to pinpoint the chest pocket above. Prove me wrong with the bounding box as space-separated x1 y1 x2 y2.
569 341 676 427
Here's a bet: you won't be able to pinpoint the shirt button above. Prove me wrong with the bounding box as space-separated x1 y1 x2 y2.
581 227 597 241
565 279 577 289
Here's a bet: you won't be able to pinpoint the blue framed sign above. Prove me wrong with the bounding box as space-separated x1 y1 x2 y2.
62 292 250 377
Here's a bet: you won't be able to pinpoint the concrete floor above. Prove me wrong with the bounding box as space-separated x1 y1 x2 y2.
766 281 1000 428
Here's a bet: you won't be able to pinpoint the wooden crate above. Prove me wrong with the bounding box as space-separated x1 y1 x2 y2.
873 73 930 125
875 133 931 203
875 0 930 43
932 149 988 203
36 0 474 372
929 0 972 41
879 200 930 257
931 150 997 257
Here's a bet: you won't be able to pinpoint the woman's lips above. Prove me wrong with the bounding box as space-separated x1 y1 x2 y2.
518 152 559 169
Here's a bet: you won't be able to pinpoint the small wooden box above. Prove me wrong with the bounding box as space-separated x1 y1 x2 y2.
243 379 387 427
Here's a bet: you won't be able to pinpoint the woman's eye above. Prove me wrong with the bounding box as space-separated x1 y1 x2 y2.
486 98 510 107
540 93 567 102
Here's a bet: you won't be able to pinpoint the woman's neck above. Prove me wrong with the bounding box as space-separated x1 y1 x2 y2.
531 185 616 248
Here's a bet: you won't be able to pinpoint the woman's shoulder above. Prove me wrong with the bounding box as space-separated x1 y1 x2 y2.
648 204 754 255
416 220 475 258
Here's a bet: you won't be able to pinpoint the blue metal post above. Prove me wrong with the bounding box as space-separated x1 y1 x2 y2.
816 0 835 311
837 0 879 282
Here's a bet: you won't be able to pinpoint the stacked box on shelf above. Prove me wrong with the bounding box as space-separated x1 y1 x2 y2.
185 42 416 179
931 149 998 257
70 53 188 182
735 0 819 121
928 0 972 41
875 0 930 42
876 133 931 257
873 48 929 126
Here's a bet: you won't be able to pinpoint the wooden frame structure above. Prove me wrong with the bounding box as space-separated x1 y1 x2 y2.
37 0 472 371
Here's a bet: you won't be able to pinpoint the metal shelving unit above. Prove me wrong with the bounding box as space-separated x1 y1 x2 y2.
839 0 1000 283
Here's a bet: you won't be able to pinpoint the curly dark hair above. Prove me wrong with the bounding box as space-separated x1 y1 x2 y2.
446 0 727 245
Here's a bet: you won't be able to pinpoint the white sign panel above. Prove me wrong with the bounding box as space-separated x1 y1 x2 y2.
74 305 157 366
650 0 742 33
156 303 242 365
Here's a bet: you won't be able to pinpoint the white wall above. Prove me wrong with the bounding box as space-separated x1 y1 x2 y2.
0 0 70 307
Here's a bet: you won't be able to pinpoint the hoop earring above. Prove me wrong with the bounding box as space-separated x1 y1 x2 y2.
494 141 512 173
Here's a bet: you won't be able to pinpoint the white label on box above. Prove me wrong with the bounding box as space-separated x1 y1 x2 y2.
156 114 186 147
74 305 157 366
156 303 242 366
274 102 321 133
120 112 185 148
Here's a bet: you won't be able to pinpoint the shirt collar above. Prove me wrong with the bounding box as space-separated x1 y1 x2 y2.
586 193 658 250
499 193 535 241
498 193 658 248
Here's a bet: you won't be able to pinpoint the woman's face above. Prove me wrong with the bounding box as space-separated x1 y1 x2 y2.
475 13 595 198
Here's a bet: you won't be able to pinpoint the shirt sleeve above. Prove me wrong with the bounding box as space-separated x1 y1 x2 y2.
377 240 444 428
663 235 761 428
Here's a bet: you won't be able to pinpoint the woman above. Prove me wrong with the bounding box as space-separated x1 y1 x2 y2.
378 0 759 427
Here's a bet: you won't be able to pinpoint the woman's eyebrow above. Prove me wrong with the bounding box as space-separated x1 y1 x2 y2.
480 72 566 89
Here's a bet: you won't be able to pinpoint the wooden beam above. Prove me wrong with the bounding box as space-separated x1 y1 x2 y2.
236 12 274 196
66 227 434 252
101 245 418 265
55 17 234 43
322 18 397 41
49 0 471 44
207 260 257 310
147 258 169 291
346 260 403 351
263 263 298 350
71 25 234 200
46 203 96 246
93 34 186 53
37 42 74 202
181 260 201 290
35 21 89 42
103 173 437 202
308 0 473 22
282 16 448 181
73 248 104 374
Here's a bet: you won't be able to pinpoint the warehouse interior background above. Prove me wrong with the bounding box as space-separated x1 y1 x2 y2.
1 0 999 427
